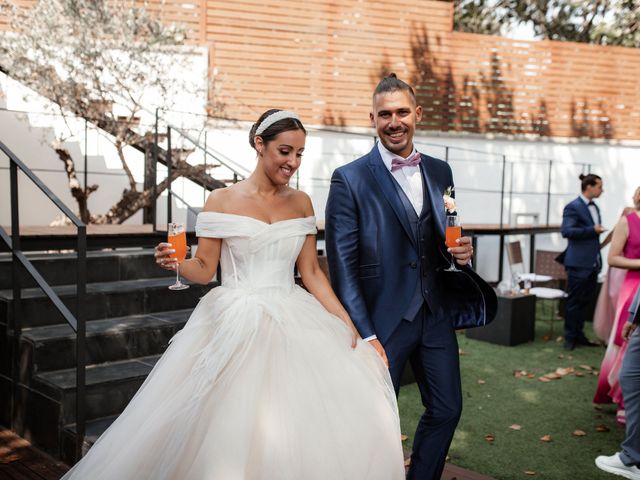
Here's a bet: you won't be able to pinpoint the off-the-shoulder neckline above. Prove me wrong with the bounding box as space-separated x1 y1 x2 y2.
198 211 316 226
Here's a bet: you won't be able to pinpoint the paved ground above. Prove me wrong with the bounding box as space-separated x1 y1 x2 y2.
0 426 494 479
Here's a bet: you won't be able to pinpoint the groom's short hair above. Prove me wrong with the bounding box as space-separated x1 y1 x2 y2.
373 73 416 105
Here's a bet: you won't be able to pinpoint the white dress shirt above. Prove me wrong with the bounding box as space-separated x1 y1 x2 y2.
580 194 599 225
363 143 424 343
378 142 423 215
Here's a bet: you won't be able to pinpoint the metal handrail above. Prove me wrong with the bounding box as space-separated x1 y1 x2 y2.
0 140 87 460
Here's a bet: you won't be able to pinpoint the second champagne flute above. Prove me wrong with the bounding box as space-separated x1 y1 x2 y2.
167 222 189 290
444 215 462 272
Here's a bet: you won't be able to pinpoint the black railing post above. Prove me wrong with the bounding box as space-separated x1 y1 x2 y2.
75 226 86 459
83 119 88 196
507 161 514 225
497 155 507 283
143 110 158 225
152 109 159 229
444 146 449 163
546 160 553 226
499 155 506 228
9 161 21 430
167 126 172 225
203 131 208 203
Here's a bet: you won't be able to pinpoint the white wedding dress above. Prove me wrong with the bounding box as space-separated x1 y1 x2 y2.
62 212 405 480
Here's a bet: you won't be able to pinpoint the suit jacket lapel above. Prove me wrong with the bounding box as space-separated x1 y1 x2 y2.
366 146 416 249
577 197 595 225
421 158 445 238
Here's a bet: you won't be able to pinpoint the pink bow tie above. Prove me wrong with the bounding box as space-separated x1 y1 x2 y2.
390 152 421 172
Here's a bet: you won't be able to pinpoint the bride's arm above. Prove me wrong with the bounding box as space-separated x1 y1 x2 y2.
295 193 360 348
297 235 360 348
154 192 223 284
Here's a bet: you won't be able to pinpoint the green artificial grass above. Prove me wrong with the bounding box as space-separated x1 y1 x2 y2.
398 306 625 479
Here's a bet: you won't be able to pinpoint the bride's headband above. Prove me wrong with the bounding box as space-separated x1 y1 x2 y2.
255 110 300 136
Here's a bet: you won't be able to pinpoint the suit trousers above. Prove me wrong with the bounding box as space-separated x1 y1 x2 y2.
385 305 462 480
565 268 598 342
620 328 640 466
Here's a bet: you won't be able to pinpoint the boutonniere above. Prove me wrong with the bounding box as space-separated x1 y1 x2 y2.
443 186 456 213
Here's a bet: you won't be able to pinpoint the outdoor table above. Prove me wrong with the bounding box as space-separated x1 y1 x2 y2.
463 224 561 282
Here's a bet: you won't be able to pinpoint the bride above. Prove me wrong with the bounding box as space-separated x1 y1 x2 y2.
61 109 405 479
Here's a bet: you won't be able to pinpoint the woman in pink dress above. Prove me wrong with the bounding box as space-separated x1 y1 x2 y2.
594 187 640 423
593 207 636 342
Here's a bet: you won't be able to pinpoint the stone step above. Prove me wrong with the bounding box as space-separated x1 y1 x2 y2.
60 415 118 464
0 278 214 327
33 355 162 427
0 249 172 289
18 309 191 377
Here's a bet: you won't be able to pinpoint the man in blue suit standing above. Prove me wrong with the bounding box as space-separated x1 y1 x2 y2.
558 173 606 350
325 74 496 480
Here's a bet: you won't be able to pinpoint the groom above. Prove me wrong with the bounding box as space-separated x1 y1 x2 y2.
325 74 496 480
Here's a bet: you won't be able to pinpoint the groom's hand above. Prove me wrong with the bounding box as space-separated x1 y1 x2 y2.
448 236 473 266
368 339 389 367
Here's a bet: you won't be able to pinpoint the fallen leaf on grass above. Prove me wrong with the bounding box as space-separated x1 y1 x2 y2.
542 335 551 341
540 434 552 442
556 336 564 342
401 434 408 441
543 372 561 380
527 373 536 379
458 349 467 355
478 379 486 385
509 424 522 431
579 365 593 371
596 424 610 433
574 372 585 377
556 367 574 376
538 376 552 383
524 471 536 476
513 370 528 378
484 434 495 443
572 430 587 437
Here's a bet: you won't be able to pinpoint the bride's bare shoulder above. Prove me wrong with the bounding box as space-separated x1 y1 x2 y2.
203 186 237 213
285 188 314 217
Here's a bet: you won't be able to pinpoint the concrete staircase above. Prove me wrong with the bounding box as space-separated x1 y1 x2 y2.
0 249 215 464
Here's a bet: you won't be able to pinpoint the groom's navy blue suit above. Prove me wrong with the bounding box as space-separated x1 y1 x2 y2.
325 145 496 480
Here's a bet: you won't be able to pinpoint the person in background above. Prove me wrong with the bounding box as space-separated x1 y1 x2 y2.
593 204 636 342
595 283 640 479
557 173 605 350
595 186 640 424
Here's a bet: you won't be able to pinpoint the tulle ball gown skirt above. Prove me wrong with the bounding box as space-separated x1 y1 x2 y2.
61 285 405 480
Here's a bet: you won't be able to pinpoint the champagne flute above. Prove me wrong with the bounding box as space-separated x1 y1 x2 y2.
444 215 462 272
167 222 189 290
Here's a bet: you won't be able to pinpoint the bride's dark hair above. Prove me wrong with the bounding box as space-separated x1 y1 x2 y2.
249 109 306 150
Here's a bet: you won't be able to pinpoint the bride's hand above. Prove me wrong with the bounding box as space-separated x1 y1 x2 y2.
154 242 178 271
367 339 389 368
341 317 361 349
